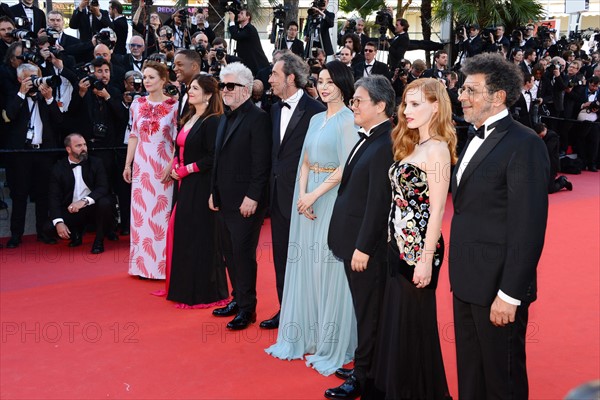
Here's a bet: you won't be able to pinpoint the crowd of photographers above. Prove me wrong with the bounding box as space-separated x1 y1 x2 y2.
0 0 599 249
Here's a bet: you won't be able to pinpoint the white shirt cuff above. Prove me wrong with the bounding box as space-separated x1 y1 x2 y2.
229 21 235 26
53 218 64 226
17 92 25 99
498 290 521 306
46 97 54 105
84 196 95 205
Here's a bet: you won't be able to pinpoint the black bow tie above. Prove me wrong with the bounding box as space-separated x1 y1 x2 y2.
286 40 294 43
467 125 485 140
70 162 82 169
279 101 291 109
525 91 531 95
468 120 500 140
357 129 368 140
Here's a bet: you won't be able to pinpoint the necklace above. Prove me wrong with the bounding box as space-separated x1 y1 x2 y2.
418 137 432 146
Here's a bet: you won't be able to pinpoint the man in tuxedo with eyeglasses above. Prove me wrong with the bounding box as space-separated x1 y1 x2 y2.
353 42 390 81
124 35 146 73
275 21 304 58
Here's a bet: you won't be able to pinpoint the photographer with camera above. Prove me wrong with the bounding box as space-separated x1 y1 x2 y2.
189 31 210 71
157 25 176 58
192 7 215 44
523 24 537 50
108 1 127 55
45 10 90 64
70 57 127 186
455 23 483 65
276 21 304 58
9 0 45 34
387 17 409 71
164 8 197 49
207 37 241 76
70 0 113 42
132 0 162 55
3 62 63 248
0 15 14 60
338 18 369 51
575 76 600 171
303 0 335 58
228 9 269 76
93 42 125 91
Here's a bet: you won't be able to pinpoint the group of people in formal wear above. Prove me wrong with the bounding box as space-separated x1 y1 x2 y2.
0 1 558 397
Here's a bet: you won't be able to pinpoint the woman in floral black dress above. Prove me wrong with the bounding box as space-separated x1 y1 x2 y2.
369 78 457 399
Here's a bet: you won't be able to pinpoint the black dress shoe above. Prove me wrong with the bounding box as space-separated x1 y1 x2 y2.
259 311 280 329
324 376 361 399
559 175 573 191
226 311 256 330
334 367 354 380
91 239 104 254
106 231 119 241
69 232 82 247
6 236 22 248
37 233 57 245
589 165 598 172
212 301 238 317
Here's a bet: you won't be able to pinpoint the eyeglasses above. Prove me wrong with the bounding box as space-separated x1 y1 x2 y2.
218 82 245 91
129 43 143 48
364 49 375 53
349 97 369 108
458 86 492 96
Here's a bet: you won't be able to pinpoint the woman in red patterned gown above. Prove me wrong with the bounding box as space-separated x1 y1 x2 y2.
123 61 178 279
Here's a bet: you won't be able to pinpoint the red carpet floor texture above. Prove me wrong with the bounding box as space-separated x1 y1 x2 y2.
1 173 598 399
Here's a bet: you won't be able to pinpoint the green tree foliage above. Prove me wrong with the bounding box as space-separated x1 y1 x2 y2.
339 0 387 20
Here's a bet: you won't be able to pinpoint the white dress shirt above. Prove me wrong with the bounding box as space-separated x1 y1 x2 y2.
52 161 95 226
279 89 304 143
348 119 387 163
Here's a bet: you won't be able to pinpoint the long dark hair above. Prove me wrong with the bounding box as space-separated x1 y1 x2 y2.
321 60 354 106
181 74 224 126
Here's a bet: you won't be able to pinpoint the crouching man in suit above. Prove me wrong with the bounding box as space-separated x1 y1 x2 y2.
46 133 114 254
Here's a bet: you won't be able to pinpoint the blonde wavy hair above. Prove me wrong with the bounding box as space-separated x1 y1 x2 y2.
392 78 458 164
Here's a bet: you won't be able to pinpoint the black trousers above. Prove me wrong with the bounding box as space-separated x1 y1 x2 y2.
270 195 291 305
44 195 114 240
5 151 55 236
453 295 529 400
217 207 266 313
114 148 131 228
343 257 386 384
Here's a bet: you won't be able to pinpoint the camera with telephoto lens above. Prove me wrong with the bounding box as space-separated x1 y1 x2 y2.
307 0 325 18
17 50 44 65
375 8 393 36
481 26 496 43
164 83 179 96
221 0 244 15
215 47 226 61
567 77 584 88
587 99 600 113
14 17 31 30
11 29 33 40
346 19 356 34
177 9 188 23
273 4 288 20
86 75 106 91
126 78 148 101
210 59 221 75
44 28 61 46
95 29 116 49
31 74 61 89
190 43 206 57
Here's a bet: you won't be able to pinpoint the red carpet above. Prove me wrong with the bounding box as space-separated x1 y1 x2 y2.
1 173 599 399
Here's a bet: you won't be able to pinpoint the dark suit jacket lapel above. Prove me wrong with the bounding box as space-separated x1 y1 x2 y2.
222 110 247 148
272 102 282 155
340 120 391 190
279 94 307 153
454 116 512 198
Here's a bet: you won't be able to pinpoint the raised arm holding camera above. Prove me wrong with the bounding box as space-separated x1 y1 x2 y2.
227 9 269 76
70 0 113 42
303 0 334 58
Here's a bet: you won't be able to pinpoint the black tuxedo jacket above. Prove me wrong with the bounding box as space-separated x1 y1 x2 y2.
422 67 447 79
1 3 14 19
124 54 146 72
59 33 93 64
211 99 272 211
112 15 128 55
388 32 409 68
4 92 63 149
228 23 270 76
276 37 305 58
510 93 534 128
48 156 109 220
353 60 390 81
328 120 393 261
449 115 549 306
337 31 370 50
9 3 45 33
270 92 325 219
69 8 113 42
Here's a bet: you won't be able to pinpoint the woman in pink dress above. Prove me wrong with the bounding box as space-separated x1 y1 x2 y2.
123 61 178 279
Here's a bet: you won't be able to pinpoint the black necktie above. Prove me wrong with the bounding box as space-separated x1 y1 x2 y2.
280 101 291 109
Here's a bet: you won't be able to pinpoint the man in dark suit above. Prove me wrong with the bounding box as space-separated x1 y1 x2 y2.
325 75 395 400
0 15 14 61
45 10 90 64
0 2 15 19
450 53 549 399
422 49 449 79
9 0 45 34
303 0 335 57
519 48 537 75
69 0 113 42
227 9 269 76
275 21 304 58
209 62 272 330
123 35 146 73
353 42 389 81
108 1 127 55
337 18 370 50
4 63 63 248
46 134 113 254
511 72 536 128
387 18 409 69
260 53 326 329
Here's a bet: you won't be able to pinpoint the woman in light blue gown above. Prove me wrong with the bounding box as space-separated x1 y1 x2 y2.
265 61 359 376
